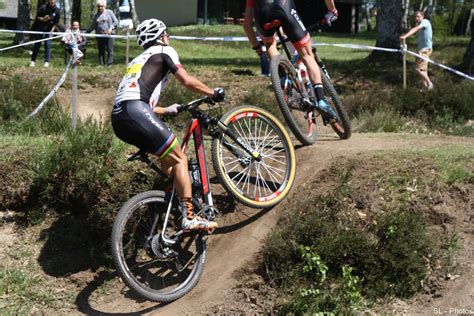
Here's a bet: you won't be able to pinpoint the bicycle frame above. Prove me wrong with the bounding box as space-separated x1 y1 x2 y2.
150 99 263 246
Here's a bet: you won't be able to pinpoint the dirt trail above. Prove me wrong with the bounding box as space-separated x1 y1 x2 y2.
87 132 473 315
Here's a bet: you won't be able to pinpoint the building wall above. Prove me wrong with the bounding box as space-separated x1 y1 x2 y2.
0 0 18 19
135 0 197 26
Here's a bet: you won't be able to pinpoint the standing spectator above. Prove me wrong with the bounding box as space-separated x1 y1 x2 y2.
87 0 118 66
29 0 60 68
400 11 434 90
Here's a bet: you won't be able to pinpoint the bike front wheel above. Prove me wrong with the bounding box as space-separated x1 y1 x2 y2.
212 106 296 208
111 190 206 303
270 54 318 146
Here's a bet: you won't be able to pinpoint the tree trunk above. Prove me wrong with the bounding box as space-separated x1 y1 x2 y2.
459 14 474 75
63 0 71 27
369 0 403 60
72 0 81 24
427 0 434 18
402 0 410 31
129 0 140 27
454 1 473 35
14 0 31 44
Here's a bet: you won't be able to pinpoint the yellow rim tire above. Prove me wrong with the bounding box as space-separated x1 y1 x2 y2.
211 106 296 209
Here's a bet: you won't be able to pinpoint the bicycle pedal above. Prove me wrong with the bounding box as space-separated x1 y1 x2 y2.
197 205 220 221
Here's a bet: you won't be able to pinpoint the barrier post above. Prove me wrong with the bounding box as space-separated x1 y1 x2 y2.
71 62 78 130
126 30 130 65
402 39 407 89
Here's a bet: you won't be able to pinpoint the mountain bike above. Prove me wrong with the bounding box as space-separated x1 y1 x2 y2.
270 21 352 146
111 96 296 303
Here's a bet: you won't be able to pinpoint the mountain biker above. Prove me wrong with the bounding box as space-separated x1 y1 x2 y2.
243 0 339 118
112 19 225 232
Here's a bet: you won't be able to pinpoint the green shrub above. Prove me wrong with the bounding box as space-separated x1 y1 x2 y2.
0 75 70 135
355 109 410 133
264 157 436 314
28 118 123 221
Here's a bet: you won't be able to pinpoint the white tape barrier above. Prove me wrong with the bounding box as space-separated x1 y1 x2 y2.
404 49 474 81
26 58 73 119
1 28 472 80
0 34 64 52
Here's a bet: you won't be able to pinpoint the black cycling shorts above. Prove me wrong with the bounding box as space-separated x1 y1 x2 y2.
254 0 310 49
111 100 178 158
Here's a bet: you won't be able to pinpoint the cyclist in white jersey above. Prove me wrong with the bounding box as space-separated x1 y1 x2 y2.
112 19 225 232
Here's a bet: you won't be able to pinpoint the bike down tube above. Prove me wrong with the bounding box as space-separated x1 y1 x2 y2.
217 119 262 162
193 121 214 206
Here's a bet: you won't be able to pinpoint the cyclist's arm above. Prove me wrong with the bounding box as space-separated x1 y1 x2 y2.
243 7 260 49
174 67 213 97
324 0 336 12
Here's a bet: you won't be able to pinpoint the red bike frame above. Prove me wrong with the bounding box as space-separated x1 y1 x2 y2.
181 118 213 207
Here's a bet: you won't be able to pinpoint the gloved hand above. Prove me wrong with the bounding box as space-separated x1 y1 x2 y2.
211 88 225 103
164 103 181 115
324 9 338 26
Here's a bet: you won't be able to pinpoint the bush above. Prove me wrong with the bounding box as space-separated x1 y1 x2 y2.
264 157 436 313
0 75 69 135
350 74 474 135
28 118 123 222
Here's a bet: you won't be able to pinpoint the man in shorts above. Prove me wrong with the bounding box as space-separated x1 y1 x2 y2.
243 0 339 117
400 11 434 90
112 19 225 232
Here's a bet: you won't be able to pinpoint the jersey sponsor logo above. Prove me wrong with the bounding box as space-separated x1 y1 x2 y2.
128 82 137 88
290 9 306 31
142 108 164 131
126 63 142 76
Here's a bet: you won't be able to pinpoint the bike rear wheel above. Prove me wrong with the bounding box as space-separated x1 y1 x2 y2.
321 71 352 139
270 54 318 146
111 190 206 303
212 106 296 208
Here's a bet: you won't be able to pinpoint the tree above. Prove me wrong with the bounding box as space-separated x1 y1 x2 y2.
14 0 31 44
370 0 404 59
72 0 81 24
129 0 139 27
458 13 474 75
402 0 410 31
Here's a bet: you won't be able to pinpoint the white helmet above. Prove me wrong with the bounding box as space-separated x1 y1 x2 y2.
136 19 167 47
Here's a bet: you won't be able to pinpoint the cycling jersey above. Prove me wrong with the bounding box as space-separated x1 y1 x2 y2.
112 44 182 157
115 45 182 108
246 0 310 49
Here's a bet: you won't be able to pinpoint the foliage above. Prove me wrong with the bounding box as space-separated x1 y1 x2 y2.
27 118 123 222
263 150 471 313
352 73 474 136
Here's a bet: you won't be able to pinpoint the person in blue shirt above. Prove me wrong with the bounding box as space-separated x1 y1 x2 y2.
400 11 434 90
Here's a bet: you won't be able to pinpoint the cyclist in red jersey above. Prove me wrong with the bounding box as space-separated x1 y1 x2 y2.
244 0 339 114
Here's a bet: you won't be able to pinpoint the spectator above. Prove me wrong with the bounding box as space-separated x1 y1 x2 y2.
400 11 434 90
61 21 87 63
87 0 118 66
29 0 60 68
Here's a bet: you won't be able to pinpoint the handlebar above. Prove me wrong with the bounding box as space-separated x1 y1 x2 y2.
176 96 213 113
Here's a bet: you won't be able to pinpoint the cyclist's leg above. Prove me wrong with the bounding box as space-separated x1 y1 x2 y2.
159 141 217 231
160 145 191 204
296 43 322 86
